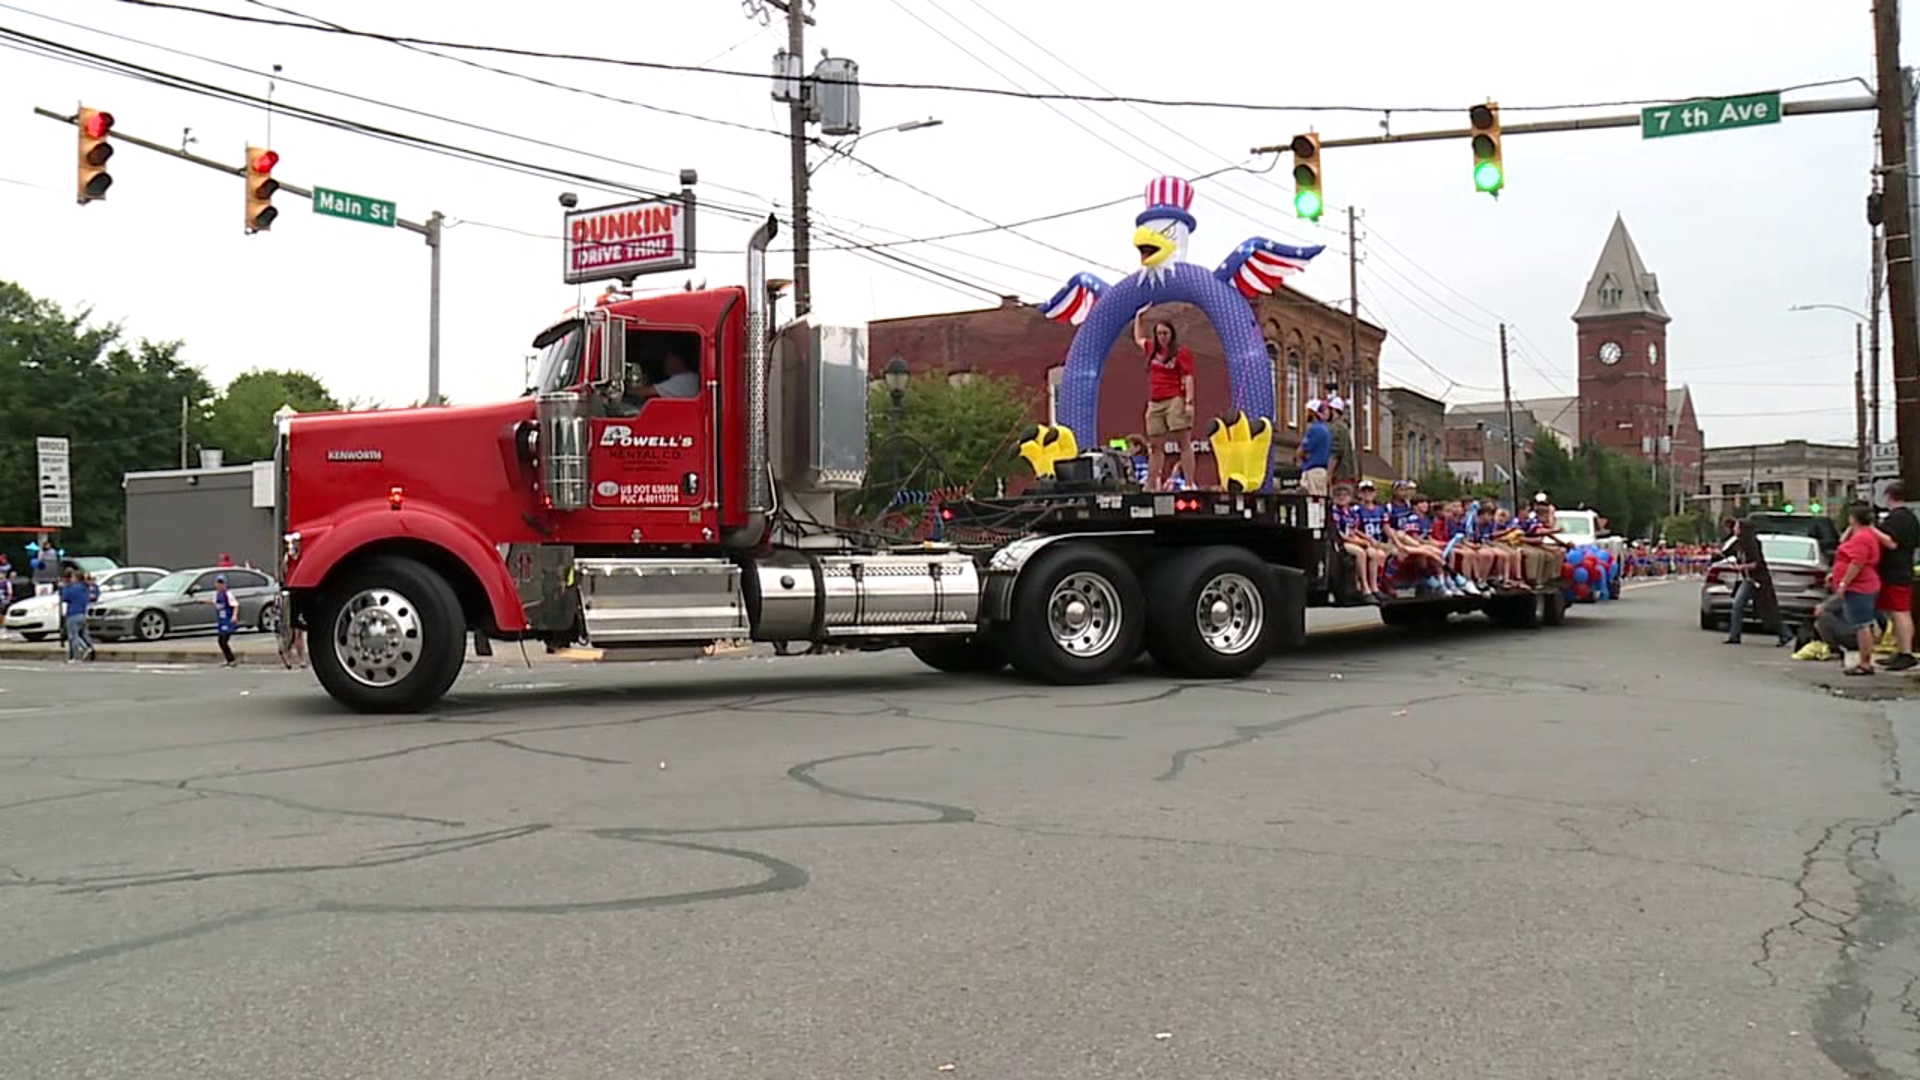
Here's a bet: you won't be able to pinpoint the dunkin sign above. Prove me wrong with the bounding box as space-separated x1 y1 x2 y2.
562 194 695 284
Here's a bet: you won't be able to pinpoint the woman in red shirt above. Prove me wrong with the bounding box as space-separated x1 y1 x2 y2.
1830 504 1888 675
1134 310 1196 491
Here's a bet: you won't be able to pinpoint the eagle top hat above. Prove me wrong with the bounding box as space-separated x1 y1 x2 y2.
1137 175 1197 232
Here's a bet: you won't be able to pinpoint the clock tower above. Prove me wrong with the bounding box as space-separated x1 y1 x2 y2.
1574 214 1669 460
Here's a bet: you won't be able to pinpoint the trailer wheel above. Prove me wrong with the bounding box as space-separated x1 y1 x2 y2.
311 555 467 714
1006 544 1144 684
1379 604 1446 629
909 632 1007 674
1541 590 1568 627
1488 594 1541 630
1144 547 1278 679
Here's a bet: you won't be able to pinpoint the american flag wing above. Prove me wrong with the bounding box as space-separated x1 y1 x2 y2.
1040 272 1109 325
1215 238 1326 299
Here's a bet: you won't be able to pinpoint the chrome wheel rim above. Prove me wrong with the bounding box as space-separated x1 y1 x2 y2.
1195 572 1264 656
138 611 166 640
332 588 424 688
259 604 279 632
1047 572 1122 658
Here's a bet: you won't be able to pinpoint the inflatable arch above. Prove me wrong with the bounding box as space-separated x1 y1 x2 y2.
1041 176 1326 490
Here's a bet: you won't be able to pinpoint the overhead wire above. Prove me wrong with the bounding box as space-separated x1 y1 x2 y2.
105 1 1868 117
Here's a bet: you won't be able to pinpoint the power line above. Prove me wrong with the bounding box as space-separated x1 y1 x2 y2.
106 0 1867 117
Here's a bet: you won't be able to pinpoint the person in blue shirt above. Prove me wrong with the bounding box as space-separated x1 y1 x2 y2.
1296 399 1333 497
211 575 239 667
58 570 95 662
1331 483 1385 602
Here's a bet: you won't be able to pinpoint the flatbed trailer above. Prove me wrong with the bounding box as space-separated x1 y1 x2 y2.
906 486 1569 685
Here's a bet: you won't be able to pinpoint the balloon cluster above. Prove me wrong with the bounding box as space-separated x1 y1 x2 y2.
1561 545 1618 603
20 540 63 573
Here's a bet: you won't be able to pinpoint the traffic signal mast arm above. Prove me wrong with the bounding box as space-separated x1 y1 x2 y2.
32 105 437 239
1252 92 1876 154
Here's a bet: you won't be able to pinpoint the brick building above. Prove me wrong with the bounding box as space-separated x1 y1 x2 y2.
869 286 1393 487
1700 440 1856 520
1571 215 1705 492
1379 386 1446 481
1443 407 1535 488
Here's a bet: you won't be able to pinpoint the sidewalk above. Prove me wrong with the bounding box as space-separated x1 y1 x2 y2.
0 631 769 667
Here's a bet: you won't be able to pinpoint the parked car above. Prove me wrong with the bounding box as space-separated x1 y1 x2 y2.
1699 533 1829 631
5 565 167 641
88 566 280 643
1745 512 1842 557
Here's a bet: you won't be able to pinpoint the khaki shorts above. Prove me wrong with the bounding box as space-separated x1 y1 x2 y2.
1145 396 1192 436
1300 467 1329 496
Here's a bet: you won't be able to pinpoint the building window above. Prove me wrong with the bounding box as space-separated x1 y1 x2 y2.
1360 381 1374 450
1406 433 1418 477
1046 364 1063 423
1285 351 1301 427
1308 358 1321 403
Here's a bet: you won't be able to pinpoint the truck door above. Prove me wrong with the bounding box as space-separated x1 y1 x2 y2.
585 325 716 541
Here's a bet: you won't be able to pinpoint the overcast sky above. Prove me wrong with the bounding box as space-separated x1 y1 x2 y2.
0 0 1901 447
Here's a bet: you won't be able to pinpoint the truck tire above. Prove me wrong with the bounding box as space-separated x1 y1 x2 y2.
311 555 467 714
1541 589 1568 627
909 632 1007 673
1488 594 1541 630
1005 543 1144 685
1379 603 1446 629
1144 547 1280 679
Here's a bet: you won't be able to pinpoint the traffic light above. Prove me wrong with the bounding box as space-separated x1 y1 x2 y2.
244 145 280 232
1469 101 1504 196
1290 133 1323 221
75 106 114 204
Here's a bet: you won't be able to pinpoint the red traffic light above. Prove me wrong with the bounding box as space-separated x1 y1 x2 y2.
251 149 279 175
82 111 114 139
1469 104 1495 129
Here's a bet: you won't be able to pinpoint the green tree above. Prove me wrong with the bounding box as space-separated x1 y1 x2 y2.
206 369 340 463
0 281 215 561
842 370 1035 522
1524 437 1671 539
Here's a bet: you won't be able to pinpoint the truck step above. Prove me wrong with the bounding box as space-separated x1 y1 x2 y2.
576 558 750 645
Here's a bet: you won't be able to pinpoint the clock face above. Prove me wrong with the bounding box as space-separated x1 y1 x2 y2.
1648 342 1659 365
1598 341 1623 366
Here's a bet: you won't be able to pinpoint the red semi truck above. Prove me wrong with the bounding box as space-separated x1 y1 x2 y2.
273 218 1567 713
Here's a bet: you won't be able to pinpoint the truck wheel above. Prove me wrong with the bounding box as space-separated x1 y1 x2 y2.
1541 589 1568 627
1488 594 1540 629
1144 547 1279 679
311 556 466 714
1006 544 1144 684
1379 604 1444 629
909 632 1007 674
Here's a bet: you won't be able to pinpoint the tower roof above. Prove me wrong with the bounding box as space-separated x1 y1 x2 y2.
1572 214 1670 323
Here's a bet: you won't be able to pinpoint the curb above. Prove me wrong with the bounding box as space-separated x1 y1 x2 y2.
0 645 288 666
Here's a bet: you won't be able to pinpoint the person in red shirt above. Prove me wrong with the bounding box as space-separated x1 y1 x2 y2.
1830 503 1889 676
1134 309 1195 491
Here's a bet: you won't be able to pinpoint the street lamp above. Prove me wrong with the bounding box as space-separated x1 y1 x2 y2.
1790 301 1878 467
884 355 911 495
810 118 943 175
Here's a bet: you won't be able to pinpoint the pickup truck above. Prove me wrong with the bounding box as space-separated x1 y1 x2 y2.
1552 509 1626 599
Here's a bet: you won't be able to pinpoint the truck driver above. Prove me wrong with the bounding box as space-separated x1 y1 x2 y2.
626 350 701 404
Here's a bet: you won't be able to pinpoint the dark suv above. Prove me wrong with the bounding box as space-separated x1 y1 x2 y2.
1744 512 1842 555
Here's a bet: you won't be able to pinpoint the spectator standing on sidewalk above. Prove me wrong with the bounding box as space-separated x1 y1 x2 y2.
1831 504 1888 676
1874 483 1919 670
211 575 238 667
58 570 94 663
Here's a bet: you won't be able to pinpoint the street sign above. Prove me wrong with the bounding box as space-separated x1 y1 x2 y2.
312 186 397 228
36 436 71 528
1641 93 1782 140
563 193 696 284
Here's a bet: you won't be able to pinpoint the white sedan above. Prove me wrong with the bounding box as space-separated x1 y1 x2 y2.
4 566 168 641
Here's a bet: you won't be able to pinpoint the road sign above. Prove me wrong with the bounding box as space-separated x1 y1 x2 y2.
36 435 71 528
312 186 396 228
1641 93 1782 140
563 193 696 284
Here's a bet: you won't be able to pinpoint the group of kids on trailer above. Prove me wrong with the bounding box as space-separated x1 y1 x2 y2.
1329 481 1568 604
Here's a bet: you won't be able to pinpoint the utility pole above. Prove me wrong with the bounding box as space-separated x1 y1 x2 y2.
1498 323 1520 511
1347 205 1362 434
1872 212 1886 446
1857 325 1870 490
1873 0 1920 490
786 2 812 317
179 395 188 469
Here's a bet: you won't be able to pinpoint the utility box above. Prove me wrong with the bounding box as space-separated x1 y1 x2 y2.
814 57 861 136
770 320 868 492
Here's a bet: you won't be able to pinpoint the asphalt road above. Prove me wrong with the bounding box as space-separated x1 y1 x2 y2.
2 582 1915 1079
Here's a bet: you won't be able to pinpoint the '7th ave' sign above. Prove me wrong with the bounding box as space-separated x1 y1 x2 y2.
1641 93 1782 139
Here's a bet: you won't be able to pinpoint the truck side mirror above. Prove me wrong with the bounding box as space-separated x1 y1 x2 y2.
584 311 627 400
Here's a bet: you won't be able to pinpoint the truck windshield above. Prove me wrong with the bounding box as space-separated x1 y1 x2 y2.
529 321 584 393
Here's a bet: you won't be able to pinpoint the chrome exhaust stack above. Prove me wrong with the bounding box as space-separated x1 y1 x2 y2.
744 214 778 517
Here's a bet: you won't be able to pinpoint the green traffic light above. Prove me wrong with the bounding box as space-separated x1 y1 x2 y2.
1474 162 1504 193
1294 189 1323 220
